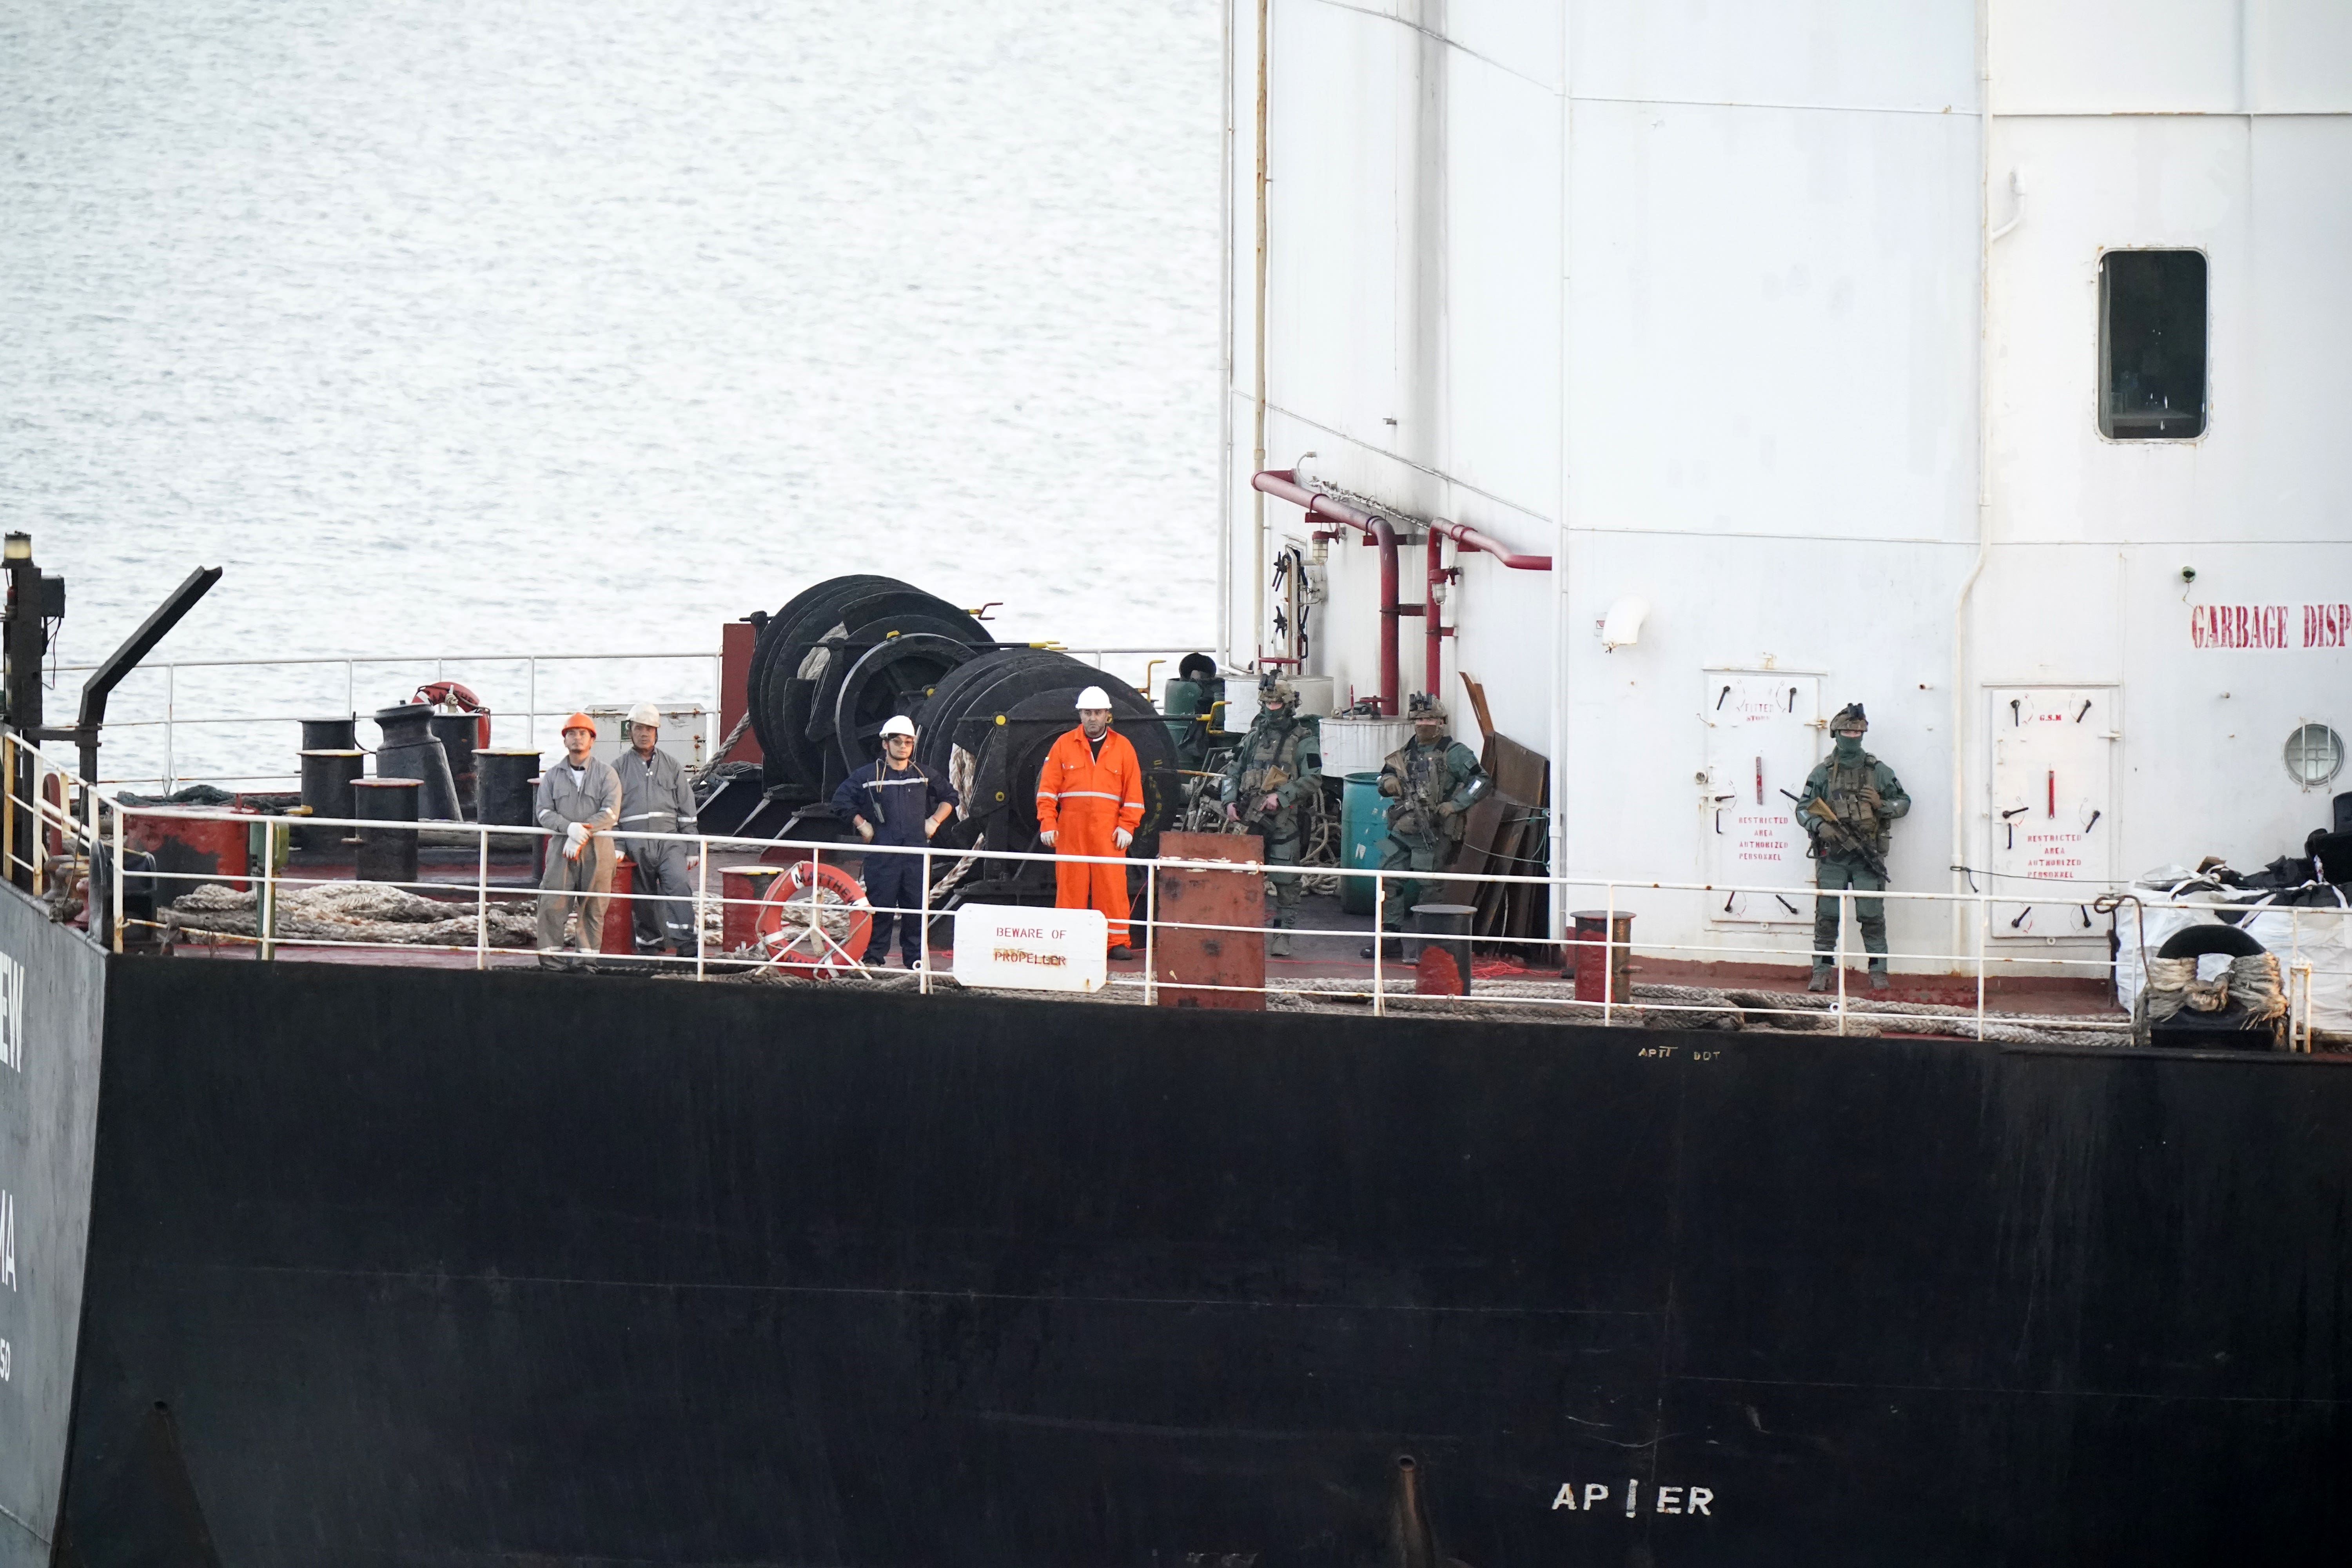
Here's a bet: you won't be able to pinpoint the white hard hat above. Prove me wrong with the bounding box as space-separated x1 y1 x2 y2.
879 714 916 739
1075 685 1114 710
626 701 661 729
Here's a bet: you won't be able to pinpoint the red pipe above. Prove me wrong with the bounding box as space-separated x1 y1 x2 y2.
1249 472 1554 715
1426 515 1552 571
1425 531 1442 699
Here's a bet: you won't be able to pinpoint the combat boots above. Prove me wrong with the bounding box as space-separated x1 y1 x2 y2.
1808 966 1833 992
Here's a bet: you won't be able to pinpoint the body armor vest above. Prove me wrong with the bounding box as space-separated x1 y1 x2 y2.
1384 740 1465 842
1238 719 1308 804
1820 752 1889 854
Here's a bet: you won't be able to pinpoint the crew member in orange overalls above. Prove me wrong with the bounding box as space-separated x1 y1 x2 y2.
1035 685 1145 958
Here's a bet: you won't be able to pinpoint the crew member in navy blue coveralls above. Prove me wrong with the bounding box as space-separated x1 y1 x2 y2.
830 715 960 966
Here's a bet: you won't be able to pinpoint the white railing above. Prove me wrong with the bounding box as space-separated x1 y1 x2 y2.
44 641 1212 791
50 650 722 790
9 735 2334 1051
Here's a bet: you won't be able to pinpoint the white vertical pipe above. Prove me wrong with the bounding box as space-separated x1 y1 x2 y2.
1250 0 1270 669
1951 0 1998 964
1550 20 1574 953
1216 0 1236 666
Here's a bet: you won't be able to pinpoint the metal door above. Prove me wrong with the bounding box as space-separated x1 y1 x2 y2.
1986 686 2118 939
1702 671 1821 922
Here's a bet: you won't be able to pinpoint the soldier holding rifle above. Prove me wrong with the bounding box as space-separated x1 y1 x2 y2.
1797 703 1909 992
1220 675 1321 956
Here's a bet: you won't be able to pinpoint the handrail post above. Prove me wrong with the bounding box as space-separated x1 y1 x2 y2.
259 818 278 961
1836 888 1851 1034
917 845 931 994
2287 907 2303 1049
475 822 490 971
1603 880 1617 1025
112 800 126 955
29 751 44 898
811 841 825 970
1976 890 1989 1043
164 663 176 793
696 837 710 980
1372 869 1385 1017
2 734 15 889
1142 854 1156 1006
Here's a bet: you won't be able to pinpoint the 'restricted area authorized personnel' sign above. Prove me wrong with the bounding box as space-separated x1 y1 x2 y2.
951 904 1109 993
0 885 108 1568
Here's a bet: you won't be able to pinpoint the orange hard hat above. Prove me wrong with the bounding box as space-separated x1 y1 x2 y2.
561 711 597 737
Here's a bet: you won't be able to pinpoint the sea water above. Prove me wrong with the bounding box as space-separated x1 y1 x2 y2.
0 0 1223 783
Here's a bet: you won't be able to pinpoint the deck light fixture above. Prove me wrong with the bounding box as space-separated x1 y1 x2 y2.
3 533 29 562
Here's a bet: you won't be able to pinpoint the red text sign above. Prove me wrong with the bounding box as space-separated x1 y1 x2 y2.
2189 603 2352 650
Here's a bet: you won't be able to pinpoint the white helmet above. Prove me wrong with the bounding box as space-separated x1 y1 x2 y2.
1075 685 1114 710
878 714 916 739
626 701 661 729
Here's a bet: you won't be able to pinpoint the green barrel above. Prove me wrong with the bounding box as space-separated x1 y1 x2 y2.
1339 771 1387 916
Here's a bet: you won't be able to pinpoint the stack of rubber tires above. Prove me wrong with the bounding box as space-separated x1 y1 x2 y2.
746 577 1176 886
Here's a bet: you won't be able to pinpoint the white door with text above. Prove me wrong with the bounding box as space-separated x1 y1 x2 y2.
1986 686 2118 939
1702 671 1822 923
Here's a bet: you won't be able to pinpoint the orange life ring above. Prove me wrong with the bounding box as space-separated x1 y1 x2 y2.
412 681 493 749
755 858 873 973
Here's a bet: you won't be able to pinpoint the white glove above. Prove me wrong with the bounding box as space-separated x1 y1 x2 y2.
1112 827 1133 849
564 822 589 861
855 818 875 842
1039 828 1058 848
923 816 940 839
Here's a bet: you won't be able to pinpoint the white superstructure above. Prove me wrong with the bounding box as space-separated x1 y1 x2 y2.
1217 0 2352 969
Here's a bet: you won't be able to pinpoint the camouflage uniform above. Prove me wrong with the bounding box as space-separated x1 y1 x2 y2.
1798 704 1910 981
1221 684 1321 955
1375 704 1488 935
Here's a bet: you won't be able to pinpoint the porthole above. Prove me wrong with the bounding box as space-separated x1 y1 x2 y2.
2283 723 2344 789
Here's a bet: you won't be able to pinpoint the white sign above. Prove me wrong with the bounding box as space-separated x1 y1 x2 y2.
951 904 1108 993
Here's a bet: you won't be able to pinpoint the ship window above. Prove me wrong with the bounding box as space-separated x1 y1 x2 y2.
2099 250 2207 440
2284 724 2343 790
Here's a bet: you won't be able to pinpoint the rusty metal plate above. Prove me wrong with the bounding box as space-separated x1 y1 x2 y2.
1152 831 1265 1010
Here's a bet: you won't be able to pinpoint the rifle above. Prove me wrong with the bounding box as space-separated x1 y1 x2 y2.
1782 788 1890 881
1240 765 1292 829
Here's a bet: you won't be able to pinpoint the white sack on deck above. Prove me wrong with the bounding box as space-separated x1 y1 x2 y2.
2115 879 2352 1036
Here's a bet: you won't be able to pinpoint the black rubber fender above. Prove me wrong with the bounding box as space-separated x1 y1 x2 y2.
2155 922 2267 961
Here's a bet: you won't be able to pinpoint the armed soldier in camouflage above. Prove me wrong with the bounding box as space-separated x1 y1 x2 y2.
1361 693 1489 960
1221 675 1321 956
1797 703 1910 991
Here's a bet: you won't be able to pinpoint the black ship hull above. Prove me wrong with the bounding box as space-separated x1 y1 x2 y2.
41 940 2352 1566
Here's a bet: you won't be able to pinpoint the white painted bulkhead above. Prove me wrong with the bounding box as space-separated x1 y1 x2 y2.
1218 0 2352 971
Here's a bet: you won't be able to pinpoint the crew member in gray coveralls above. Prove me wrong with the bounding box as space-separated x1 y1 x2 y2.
536 711 622 956
615 701 699 956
